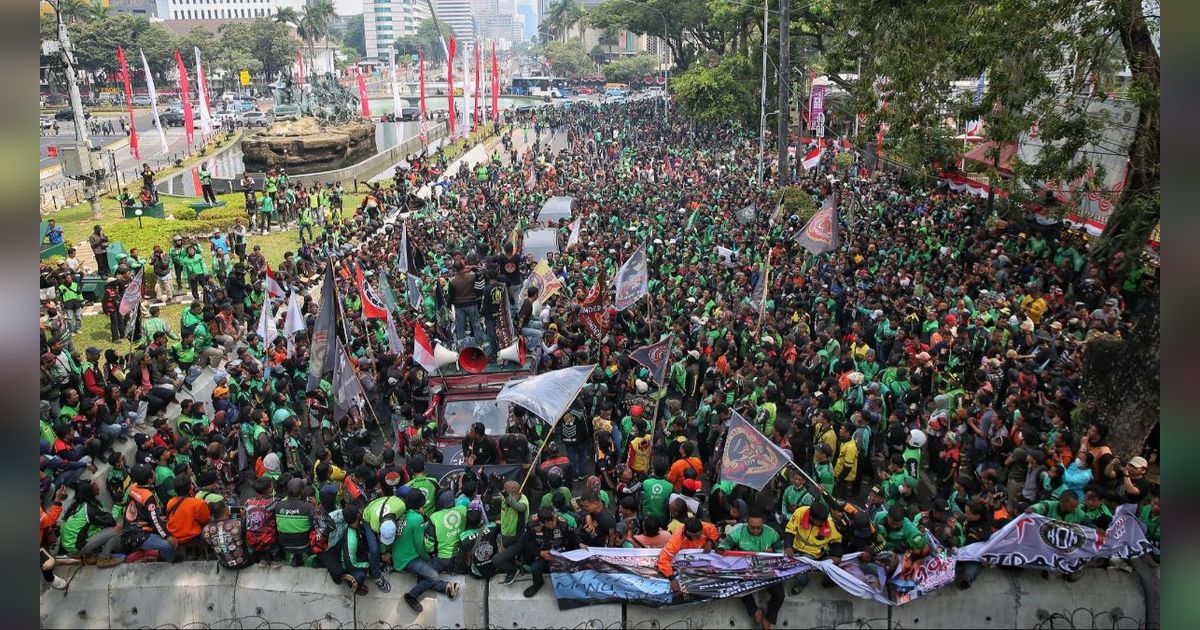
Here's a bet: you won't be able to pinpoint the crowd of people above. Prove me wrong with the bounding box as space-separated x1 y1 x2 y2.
37 98 1158 629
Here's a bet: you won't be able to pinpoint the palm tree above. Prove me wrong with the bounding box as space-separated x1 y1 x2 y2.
296 0 336 74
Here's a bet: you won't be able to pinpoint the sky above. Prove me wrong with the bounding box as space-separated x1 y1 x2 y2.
334 0 362 16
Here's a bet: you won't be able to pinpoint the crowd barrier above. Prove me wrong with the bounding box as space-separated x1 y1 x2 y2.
41 559 1156 629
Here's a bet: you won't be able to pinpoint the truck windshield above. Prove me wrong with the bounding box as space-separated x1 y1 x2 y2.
443 398 511 439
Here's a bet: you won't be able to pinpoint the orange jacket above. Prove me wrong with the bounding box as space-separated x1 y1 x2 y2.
666 457 703 491
657 521 718 577
40 503 62 547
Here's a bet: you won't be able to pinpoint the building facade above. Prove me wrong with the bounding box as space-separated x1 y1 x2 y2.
364 0 432 61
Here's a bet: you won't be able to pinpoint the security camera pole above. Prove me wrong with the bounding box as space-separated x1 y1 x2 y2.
50 0 105 220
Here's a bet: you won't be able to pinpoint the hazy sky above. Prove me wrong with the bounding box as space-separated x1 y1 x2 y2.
334 0 362 16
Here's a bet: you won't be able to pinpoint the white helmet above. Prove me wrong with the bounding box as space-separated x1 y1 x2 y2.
907 429 927 448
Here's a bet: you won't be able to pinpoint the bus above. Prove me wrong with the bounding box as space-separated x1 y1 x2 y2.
510 76 574 98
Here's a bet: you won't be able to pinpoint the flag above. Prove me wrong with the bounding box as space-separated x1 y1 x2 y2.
418 48 428 143
173 50 194 144
614 244 648 311
118 269 143 316
801 146 824 171
284 291 306 357
194 48 213 136
306 265 337 389
473 41 481 131
332 339 364 421
256 295 278 343
385 312 404 355
117 47 139 160
496 365 594 424
530 258 562 304
447 37 457 138
718 411 791 490
491 42 499 122
795 194 840 255
264 265 284 298
957 504 1155 574
356 67 371 118
139 49 168 154
566 218 581 248
413 320 439 372
377 272 400 313
389 48 402 123
356 264 389 319
629 336 671 387
575 266 611 341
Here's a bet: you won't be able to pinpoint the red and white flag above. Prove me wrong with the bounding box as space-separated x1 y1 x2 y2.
264 265 284 298
413 321 439 372
801 146 824 171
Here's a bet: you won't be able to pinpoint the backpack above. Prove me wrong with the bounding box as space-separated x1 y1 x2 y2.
243 497 277 551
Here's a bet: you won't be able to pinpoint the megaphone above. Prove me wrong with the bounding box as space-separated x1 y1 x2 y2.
458 346 488 373
498 338 526 365
432 344 460 370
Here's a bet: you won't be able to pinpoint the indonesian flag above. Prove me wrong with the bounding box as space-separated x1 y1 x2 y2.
413 321 439 372
356 264 389 319
801 146 824 171
264 265 284 298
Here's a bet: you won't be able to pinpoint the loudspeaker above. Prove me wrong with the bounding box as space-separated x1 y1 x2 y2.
432 344 460 370
458 346 488 373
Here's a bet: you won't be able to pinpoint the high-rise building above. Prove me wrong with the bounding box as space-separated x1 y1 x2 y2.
364 0 432 61
161 0 306 21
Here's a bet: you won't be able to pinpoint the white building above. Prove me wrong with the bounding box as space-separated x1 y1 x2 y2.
162 0 306 21
364 0 432 61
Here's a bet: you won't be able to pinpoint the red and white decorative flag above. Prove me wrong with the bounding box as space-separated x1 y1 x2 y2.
117 46 139 160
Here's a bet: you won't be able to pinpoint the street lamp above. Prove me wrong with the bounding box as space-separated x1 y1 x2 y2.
135 207 144 229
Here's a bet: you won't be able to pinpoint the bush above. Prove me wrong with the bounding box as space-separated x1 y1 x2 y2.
173 207 197 220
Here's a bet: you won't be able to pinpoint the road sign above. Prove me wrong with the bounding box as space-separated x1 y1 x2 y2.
239 70 251 86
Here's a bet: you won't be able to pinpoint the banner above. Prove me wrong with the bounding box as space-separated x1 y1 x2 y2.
629 335 671 387
117 46 138 160
306 265 337 389
718 411 791 490
795 193 839 255
118 268 143 316
356 68 371 118
356 264 389 319
614 245 648 311
957 504 1154 574
495 364 594 424
194 48 213 136
447 37 457 138
140 49 169 154
576 266 611 341
418 49 428 143
491 42 499 122
173 50 194 144
331 339 364 421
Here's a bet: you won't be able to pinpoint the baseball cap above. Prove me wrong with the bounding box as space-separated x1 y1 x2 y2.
379 519 398 545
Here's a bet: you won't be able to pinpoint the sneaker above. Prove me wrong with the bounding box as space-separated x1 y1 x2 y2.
375 576 391 593
446 582 459 600
501 572 518 585
522 584 541 598
403 593 423 613
96 556 123 569
51 576 67 590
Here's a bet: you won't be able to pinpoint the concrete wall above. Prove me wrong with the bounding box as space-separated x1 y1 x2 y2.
41 561 1155 629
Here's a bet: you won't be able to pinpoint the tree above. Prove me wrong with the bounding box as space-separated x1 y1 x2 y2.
540 40 591 77
670 54 757 126
602 54 656 83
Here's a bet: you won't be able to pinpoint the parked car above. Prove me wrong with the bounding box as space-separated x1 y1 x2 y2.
240 111 274 127
53 109 90 121
132 95 153 107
